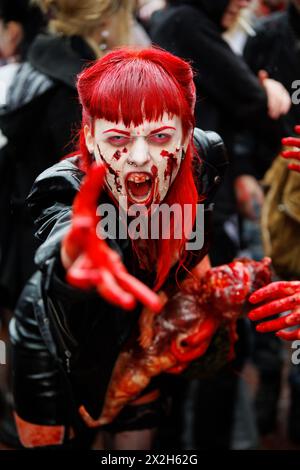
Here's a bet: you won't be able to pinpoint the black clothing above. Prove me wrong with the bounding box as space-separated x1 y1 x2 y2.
10 130 227 439
169 0 230 27
0 34 96 307
235 4 300 179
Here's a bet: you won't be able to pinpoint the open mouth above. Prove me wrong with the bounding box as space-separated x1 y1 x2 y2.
125 172 154 205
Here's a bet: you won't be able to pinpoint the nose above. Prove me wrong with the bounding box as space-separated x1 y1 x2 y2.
128 137 150 167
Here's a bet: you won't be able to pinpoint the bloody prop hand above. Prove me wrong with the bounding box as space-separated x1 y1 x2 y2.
248 281 300 340
62 163 162 313
281 125 300 173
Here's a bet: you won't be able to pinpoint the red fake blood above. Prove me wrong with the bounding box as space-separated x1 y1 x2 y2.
151 165 158 178
113 150 121 161
122 147 128 153
106 162 122 193
160 150 175 180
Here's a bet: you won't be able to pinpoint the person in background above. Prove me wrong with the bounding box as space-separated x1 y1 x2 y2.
0 0 135 311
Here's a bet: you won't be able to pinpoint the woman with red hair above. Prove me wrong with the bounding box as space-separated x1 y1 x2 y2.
9 46 228 449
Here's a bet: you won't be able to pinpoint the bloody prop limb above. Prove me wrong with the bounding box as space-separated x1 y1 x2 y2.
78 258 272 428
63 163 162 313
249 281 300 340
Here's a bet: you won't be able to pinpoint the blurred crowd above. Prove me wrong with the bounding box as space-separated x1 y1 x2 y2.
0 0 300 451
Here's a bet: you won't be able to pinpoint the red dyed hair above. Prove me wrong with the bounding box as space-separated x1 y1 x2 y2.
77 47 200 290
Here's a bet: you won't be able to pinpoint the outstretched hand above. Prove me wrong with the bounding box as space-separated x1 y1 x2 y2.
61 163 162 313
248 281 300 340
281 125 300 173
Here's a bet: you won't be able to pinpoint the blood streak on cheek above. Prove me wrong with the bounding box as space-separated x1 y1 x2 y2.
151 165 158 178
107 162 122 193
96 145 122 193
151 165 160 203
113 150 121 160
122 147 128 153
160 150 176 180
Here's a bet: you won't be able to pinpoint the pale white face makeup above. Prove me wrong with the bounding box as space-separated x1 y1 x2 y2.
84 114 189 211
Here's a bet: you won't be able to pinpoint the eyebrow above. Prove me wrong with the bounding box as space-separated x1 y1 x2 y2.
149 126 176 135
102 126 176 136
103 128 131 136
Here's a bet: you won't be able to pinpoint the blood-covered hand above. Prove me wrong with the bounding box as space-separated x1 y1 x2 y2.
61 163 162 312
281 125 300 173
248 281 300 340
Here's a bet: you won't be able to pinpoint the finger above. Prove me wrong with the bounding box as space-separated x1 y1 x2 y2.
184 317 218 346
97 269 136 310
249 281 300 304
248 293 300 321
116 270 162 313
282 137 300 147
281 150 300 160
286 308 300 325
288 163 300 173
276 328 300 341
255 314 297 333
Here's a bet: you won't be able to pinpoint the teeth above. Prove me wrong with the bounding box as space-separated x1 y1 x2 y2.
128 174 151 183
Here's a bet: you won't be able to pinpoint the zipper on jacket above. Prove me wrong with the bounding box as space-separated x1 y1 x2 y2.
47 297 74 373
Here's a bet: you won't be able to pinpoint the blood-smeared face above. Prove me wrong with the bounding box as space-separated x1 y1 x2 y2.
84 114 188 211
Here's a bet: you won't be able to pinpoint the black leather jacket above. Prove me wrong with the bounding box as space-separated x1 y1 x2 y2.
10 129 227 421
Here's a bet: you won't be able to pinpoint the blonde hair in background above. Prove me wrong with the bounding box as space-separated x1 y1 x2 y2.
32 0 134 54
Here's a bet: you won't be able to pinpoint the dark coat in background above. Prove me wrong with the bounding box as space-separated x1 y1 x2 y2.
235 3 300 180
0 34 96 307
